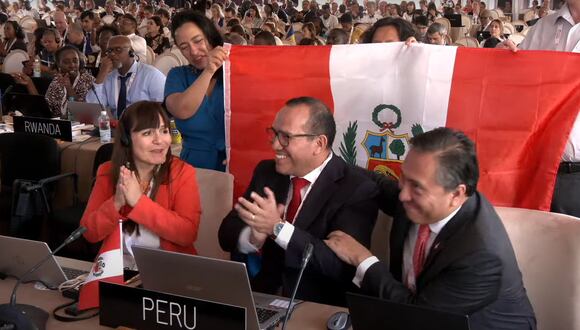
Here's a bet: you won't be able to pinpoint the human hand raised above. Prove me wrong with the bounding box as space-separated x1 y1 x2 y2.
118 166 143 207
204 46 228 76
235 187 284 236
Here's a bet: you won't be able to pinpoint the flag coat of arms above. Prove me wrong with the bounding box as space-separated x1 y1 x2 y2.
224 43 580 211
78 221 124 311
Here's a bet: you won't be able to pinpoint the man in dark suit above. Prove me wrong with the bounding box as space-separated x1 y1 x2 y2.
218 97 378 306
325 128 536 329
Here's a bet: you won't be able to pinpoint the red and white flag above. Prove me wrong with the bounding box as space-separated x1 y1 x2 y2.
78 221 124 311
224 43 580 211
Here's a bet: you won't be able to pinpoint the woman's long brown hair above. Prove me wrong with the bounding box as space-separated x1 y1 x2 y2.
110 101 173 235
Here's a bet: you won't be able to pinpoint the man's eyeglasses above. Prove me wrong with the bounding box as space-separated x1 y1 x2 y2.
105 46 130 55
266 127 319 147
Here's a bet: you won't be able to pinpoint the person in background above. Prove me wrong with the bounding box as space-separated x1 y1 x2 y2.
402 1 418 22
66 23 88 52
413 15 429 41
426 2 442 23
363 17 417 43
360 1 382 24
80 101 202 270
40 28 62 73
145 15 171 55
326 27 349 44
164 11 227 171
0 21 27 63
482 18 504 47
119 14 147 60
155 8 172 40
425 22 448 45
11 45 95 118
253 30 277 45
53 10 69 42
45 45 95 117
210 3 225 29
321 3 341 32
242 4 263 30
93 24 120 69
86 35 166 118
80 10 98 57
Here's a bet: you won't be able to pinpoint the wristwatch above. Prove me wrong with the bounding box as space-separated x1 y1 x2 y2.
271 220 286 239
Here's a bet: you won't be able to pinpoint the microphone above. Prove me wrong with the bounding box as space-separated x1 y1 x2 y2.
0 227 88 329
1 85 13 117
281 243 314 330
90 83 107 116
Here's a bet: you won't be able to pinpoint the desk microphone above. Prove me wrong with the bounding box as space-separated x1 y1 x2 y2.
1 85 13 117
0 227 87 330
281 243 314 330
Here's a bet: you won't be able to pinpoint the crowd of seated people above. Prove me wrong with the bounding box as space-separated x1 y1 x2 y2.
0 0 571 173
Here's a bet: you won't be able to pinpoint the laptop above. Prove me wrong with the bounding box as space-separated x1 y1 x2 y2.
0 235 88 288
347 292 470 330
444 14 463 27
68 101 109 125
3 92 53 119
132 246 289 330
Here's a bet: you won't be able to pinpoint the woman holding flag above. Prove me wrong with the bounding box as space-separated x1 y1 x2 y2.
164 10 228 171
80 101 202 270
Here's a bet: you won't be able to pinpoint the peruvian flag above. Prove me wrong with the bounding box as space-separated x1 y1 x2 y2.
224 43 580 211
77 221 124 311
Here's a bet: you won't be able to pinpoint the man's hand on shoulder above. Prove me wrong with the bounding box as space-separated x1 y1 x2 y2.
325 230 373 266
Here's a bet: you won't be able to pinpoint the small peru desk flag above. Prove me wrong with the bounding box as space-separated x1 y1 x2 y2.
78 221 124 311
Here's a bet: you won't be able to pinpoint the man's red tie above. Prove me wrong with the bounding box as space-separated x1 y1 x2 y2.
286 177 310 223
412 224 431 280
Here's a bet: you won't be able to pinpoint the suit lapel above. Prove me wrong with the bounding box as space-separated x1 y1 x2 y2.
389 215 412 280
418 194 479 284
293 155 344 229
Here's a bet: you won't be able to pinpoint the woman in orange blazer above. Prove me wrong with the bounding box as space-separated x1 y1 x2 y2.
80 101 201 268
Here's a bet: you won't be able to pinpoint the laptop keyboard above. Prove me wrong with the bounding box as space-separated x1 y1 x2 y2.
62 267 88 279
256 307 280 324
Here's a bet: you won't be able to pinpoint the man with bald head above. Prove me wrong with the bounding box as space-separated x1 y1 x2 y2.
53 10 69 42
86 35 165 118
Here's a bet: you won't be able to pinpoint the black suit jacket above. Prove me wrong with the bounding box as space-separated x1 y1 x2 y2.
219 155 379 306
361 175 536 330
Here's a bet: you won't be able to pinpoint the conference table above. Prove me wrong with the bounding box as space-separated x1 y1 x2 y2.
0 257 346 329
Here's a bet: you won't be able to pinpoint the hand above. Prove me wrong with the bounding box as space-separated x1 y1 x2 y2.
96 56 114 83
11 72 32 86
405 36 418 46
118 166 143 207
21 59 33 75
497 39 518 52
113 175 126 210
56 72 74 91
325 230 373 266
250 228 268 247
234 187 284 235
204 46 228 76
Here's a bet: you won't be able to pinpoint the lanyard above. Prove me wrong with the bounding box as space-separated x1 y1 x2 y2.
4 39 16 53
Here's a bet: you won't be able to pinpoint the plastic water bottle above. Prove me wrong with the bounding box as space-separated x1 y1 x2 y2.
33 57 41 78
98 111 111 143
